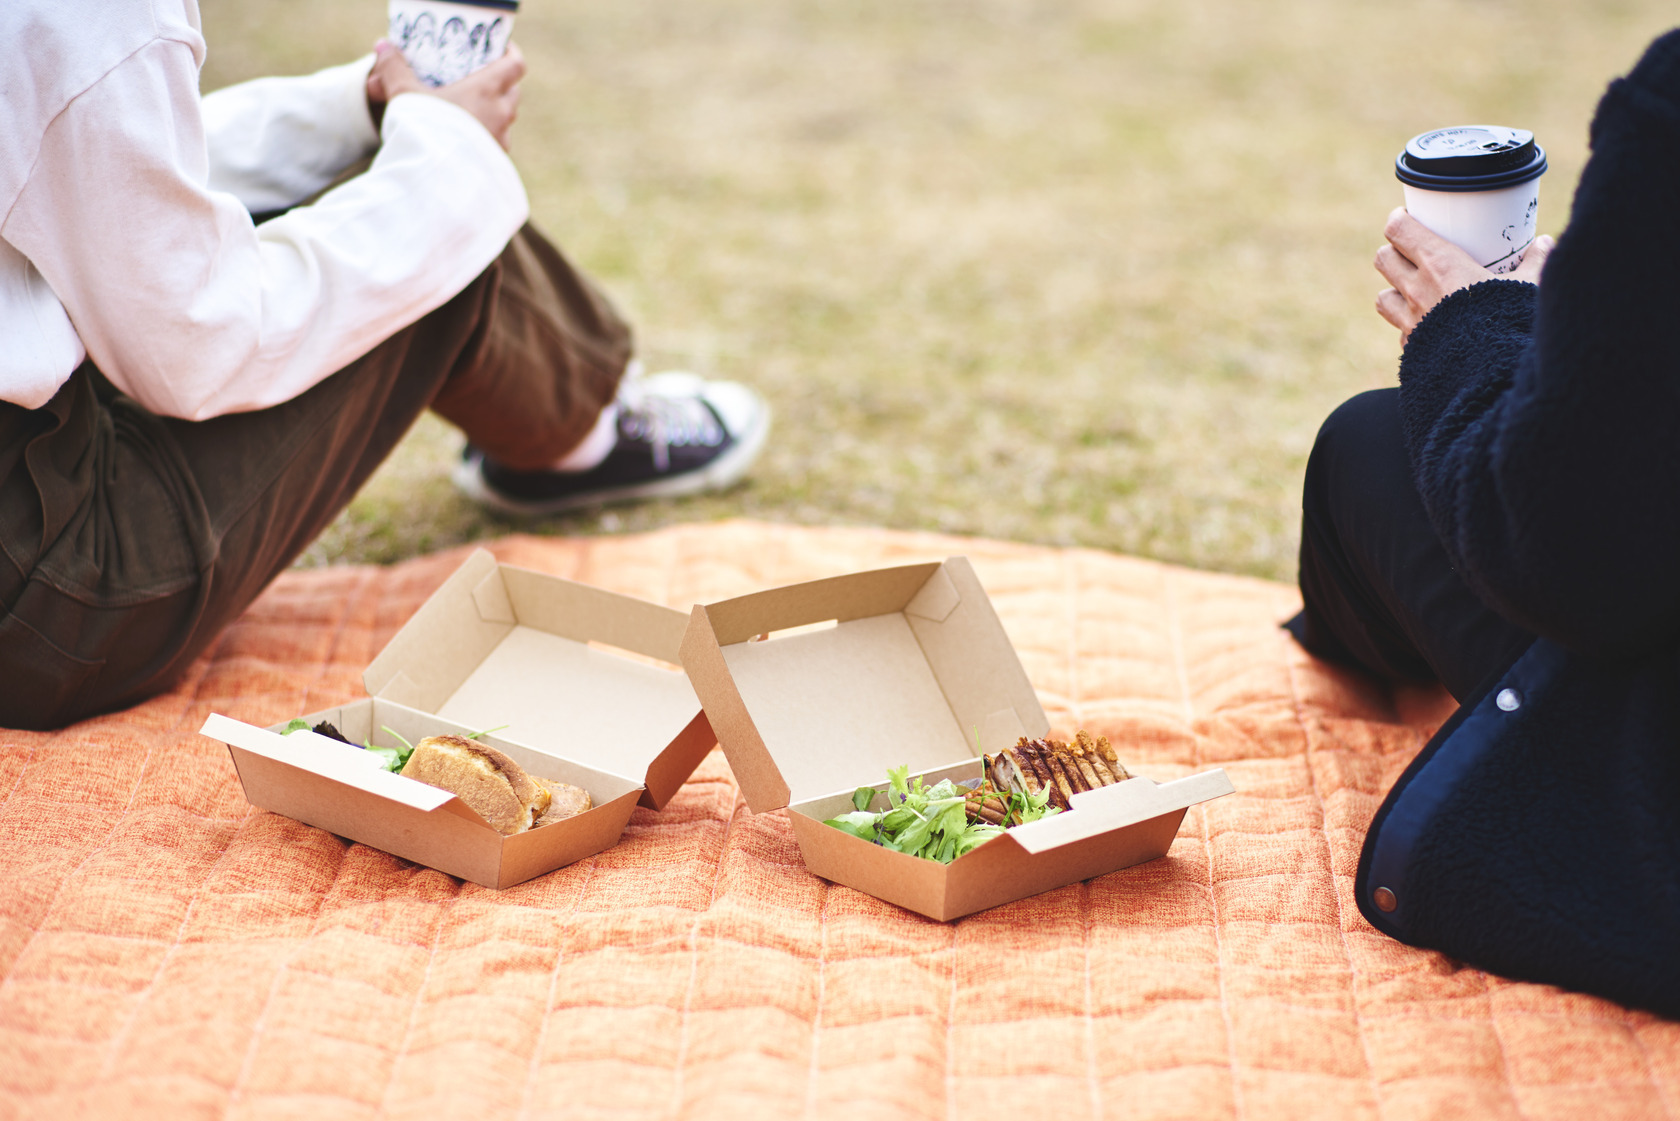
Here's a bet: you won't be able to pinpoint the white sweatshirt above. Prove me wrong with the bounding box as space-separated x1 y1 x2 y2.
0 0 529 419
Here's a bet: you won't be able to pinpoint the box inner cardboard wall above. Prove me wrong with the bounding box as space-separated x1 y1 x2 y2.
712 560 1048 806
723 614 967 801
435 627 699 778
362 552 703 788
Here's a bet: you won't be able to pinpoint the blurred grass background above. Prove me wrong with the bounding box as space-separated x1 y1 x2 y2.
202 0 1676 581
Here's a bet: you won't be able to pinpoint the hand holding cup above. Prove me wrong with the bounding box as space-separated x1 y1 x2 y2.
367 39 525 150
1378 124 1553 345
1375 209 1553 345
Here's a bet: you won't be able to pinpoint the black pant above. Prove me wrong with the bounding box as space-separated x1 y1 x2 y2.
1287 388 1536 702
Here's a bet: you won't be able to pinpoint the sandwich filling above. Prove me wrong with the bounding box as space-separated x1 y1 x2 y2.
534 778 593 826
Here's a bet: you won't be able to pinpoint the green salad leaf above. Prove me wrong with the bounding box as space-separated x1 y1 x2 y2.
363 745 402 770
824 764 1060 864
371 725 417 773
280 716 415 773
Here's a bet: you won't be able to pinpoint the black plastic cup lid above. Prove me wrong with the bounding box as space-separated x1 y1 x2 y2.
438 0 518 10
1395 126 1546 192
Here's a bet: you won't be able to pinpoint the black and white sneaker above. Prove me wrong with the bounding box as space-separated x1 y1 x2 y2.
452 371 771 516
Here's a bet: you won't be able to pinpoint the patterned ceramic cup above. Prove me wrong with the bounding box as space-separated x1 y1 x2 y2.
387 0 517 88
1395 126 1547 275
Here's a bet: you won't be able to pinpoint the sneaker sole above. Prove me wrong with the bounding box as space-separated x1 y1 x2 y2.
453 402 772 517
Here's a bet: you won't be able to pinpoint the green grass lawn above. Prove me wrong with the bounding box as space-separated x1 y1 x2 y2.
202 0 1676 581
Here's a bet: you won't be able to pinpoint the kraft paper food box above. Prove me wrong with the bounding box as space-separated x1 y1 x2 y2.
202 550 714 889
679 557 1235 920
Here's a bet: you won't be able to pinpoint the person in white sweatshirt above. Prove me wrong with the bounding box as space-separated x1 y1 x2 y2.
0 2 769 729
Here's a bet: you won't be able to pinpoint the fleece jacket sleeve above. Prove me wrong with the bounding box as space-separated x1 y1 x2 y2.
1396 28 1680 659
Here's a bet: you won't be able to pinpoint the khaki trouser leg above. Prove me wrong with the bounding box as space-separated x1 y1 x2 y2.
0 225 629 730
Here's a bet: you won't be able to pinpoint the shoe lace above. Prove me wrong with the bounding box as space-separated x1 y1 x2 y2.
616 383 724 472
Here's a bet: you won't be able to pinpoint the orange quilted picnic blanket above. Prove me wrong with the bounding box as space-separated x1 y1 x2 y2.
2 522 1675 1120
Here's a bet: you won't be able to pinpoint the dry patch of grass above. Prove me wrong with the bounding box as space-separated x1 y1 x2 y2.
203 0 1676 579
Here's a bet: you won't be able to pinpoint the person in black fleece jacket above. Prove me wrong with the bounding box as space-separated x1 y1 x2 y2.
1287 28 1680 1016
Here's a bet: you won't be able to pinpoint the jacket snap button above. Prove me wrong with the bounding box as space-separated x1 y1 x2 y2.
1495 688 1521 712
1373 887 1398 912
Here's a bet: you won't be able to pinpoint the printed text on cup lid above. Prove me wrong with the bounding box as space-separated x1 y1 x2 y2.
1396 125 1547 193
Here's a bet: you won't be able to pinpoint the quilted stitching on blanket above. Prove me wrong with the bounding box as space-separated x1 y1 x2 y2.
1 523 1676 1120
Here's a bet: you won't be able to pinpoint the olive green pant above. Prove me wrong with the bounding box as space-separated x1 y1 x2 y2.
0 225 630 730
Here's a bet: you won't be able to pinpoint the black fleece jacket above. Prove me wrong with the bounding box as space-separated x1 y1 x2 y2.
1398 30 1680 659
1356 30 1680 1017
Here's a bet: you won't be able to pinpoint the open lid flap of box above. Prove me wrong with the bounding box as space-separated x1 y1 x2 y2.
681 558 1050 813
1002 769 1236 855
200 712 496 829
371 556 700 784
363 549 515 707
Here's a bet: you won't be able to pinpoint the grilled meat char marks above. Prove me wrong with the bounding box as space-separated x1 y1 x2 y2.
964 790 1010 826
1077 728 1130 782
993 740 1062 808
1065 744 1105 791
1018 741 1059 800
1083 748 1115 786
1071 732 1113 785
1005 738 1074 809
985 744 1038 800
986 733 1130 812
1044 748 1081 809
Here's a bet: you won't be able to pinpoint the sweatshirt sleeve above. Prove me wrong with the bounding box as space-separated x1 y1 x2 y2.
200 56 381 215
1397 29 1680 659
0 36 528 422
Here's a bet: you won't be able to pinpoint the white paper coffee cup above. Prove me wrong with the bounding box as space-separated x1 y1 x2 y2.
1396 126 1547 275
387 0 516 88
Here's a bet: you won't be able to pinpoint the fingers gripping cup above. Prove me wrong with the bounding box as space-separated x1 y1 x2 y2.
1396 126 1547 275
387 0 517 88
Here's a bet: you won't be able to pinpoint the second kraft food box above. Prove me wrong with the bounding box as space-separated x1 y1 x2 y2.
679 557 1235 920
